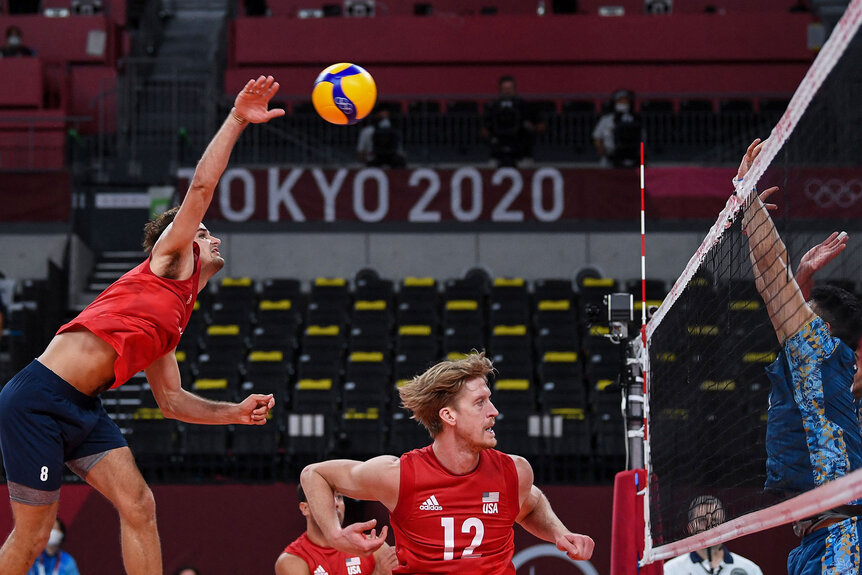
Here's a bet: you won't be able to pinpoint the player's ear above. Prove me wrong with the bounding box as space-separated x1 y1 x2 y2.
299 501 310 517
439 406 456 427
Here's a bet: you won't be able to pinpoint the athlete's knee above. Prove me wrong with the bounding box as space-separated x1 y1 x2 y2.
7 517 53 562
116 482 157 528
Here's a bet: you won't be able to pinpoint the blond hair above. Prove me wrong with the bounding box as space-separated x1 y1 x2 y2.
399 352 494 437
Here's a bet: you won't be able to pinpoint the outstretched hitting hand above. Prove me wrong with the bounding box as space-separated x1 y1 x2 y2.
556 532 595 560
237 393 275 425
234 75 286 124
329 519 389 557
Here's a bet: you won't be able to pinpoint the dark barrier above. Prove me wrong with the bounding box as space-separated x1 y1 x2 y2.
0 483 798 574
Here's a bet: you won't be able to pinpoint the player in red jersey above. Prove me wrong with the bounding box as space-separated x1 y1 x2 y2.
301 352 594 573
275 485 397 575
0 76 284 575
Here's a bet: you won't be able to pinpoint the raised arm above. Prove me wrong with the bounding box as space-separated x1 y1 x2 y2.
300 457 399 556
510 455 594 560
144 351 274 425
151 76 285 277
738 139 814 342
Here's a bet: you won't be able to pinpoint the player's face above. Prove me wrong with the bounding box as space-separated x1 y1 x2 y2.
335 493 345 525
452 377 499 450
194 224 224 271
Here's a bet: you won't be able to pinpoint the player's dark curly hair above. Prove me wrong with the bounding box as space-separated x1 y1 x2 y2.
142 206 180 253
810 285 862 350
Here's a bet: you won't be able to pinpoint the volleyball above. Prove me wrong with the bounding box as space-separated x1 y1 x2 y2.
312 63 377 125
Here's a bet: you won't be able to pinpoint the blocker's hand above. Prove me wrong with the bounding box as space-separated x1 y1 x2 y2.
234 75 286 124
799 231 848 278
556 532 595 560
237 393 275 425
737 138 765 181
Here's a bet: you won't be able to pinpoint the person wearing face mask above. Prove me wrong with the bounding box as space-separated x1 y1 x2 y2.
356 107 406 168
26 518 79 575
1 26 35 58
592 89 642 168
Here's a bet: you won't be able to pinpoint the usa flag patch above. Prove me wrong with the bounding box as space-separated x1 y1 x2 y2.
482 492 499 503
346 557 361 567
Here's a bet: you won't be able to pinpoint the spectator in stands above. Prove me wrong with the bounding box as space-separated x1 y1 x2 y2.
357 107 406 168
482 75 545 167
26 518 80 575
275 485 397 575
0 26 35 58
663 496 763 575
173 567 200 575
592 89 642 168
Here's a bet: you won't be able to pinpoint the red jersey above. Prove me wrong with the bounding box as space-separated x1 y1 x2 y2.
283 532 377 575
390 446 520 574
57 245 201 388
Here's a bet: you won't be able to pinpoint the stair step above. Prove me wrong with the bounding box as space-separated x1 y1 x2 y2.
92 270 125 281
102 251 146 259
96 261 136 271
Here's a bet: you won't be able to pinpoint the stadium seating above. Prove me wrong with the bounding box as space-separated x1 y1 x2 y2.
91 272 659 482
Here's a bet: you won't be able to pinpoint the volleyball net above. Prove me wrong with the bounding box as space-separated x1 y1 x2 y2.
639 0 862 562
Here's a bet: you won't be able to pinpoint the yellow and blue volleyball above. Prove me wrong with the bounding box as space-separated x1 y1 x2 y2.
312 63 377 125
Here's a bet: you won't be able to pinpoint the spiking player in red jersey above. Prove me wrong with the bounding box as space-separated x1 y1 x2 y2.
0 76 284 575
301 352 594 574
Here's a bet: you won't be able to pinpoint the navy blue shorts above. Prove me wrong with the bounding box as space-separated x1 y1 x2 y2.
0 360 127 503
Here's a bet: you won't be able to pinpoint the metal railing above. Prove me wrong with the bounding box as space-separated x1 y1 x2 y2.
72 86 791 180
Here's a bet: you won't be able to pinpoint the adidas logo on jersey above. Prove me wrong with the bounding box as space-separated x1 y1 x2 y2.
313 566 329 575
419 495 443 511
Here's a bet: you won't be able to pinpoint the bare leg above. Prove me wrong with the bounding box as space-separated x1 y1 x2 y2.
84 447 162 575
0 500 58 575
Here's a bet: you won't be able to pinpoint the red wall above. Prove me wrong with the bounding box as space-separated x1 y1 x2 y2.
0 483 797 574
263 0 800 17
0 14 115 64
229 13 813 97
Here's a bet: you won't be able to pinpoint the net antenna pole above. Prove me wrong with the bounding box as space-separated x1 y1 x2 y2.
626 141 646 470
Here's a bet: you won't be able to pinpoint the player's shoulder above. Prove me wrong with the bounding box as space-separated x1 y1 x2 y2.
275 550 311 575
503 451 531 472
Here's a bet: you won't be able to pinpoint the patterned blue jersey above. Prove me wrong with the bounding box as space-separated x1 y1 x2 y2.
764 317 862 499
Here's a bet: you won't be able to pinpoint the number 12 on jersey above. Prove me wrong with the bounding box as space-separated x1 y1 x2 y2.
441 517 485 560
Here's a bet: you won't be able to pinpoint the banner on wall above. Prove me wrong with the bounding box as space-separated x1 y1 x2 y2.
175 166 862 224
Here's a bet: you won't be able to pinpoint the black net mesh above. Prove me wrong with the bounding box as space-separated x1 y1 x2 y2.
646 13 862 551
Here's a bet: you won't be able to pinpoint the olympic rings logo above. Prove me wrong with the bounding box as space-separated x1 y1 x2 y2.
803 178 862 208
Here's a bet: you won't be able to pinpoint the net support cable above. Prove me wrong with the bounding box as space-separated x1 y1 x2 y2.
641 0 862 563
